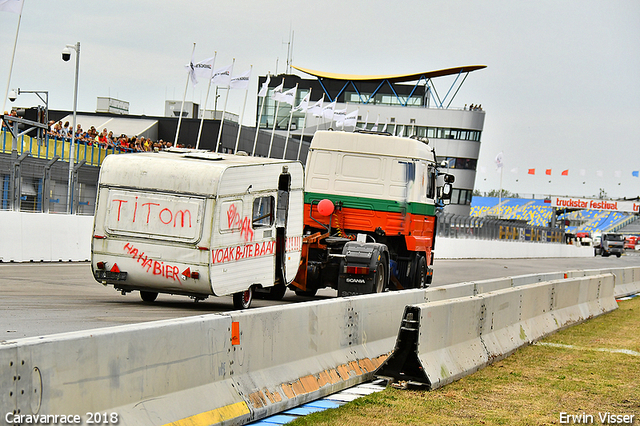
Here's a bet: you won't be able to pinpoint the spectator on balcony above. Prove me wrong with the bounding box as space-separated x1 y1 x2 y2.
97 128 108 147
51 121 63 137
61 121 71 139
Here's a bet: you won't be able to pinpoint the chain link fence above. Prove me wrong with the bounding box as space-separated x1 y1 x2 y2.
436 211 565 243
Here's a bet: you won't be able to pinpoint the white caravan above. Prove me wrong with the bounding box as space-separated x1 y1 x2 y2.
91 150 303 309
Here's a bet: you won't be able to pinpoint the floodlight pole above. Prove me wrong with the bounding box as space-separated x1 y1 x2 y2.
64 42 80 214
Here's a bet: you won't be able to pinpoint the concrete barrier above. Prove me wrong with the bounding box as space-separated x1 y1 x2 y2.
0 211 92 262
566 267 640 298
435 236 593 259
1 268 635 425
0 212 596 262
375 273 616 389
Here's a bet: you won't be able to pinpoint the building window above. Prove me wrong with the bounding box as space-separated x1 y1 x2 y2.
436 157 477 171
449 188 472 205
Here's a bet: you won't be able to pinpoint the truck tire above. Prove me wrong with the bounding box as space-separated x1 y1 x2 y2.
414 256 427 288
265 284 287 300
233 287 254 309
140 291 158 302
294 288 318 297
373 262 386 293
616 253 621 258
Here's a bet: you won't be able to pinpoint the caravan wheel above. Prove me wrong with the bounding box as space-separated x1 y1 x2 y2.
233 287 254 310
140 291 158 302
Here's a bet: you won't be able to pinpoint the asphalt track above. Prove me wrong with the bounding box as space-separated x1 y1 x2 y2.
1 253 639 340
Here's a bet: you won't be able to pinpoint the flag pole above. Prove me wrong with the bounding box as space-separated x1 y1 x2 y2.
268 78 284 158
1 0 24 116
196 52 217 150
282 83 298 159
296 87 311 161
268 99 281 158
175 42 196 147
215 58 235 152
234 64 252 153
252 88 266 156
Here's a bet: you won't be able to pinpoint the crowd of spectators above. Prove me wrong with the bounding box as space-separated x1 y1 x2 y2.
46 120 174 152
465 104 483 111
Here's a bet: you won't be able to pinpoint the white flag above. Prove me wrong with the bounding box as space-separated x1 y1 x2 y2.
322 100 336 119
344 109 359 128
294 92 310 112
278 86 297 106
257 75 271 97
272 80 284 101
381 119 388 133
0 0 23 14
184 56 215 86
211 64 233 86
333 108 347 126
308 96 324 116
361 111 369 129
371 115 380 131
230 69 251 90
495 152 504 171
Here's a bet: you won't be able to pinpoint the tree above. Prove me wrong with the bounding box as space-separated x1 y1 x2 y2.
598 188 608 199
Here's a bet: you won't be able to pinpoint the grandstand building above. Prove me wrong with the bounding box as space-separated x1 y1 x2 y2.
257 65 487 215
471 196 639 234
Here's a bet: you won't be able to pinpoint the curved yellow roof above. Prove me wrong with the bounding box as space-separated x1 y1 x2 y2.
291 65 486 83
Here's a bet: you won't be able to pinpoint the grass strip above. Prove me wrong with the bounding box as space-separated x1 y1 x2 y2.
290 296 640 425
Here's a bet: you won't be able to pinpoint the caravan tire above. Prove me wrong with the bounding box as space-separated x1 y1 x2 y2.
233 287 254 310
140 291 158 302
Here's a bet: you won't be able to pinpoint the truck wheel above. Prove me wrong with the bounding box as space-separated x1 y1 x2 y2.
414 256 427 288
233 287 254 309
616 253 621 258
294 288 317 297
140 291 158 302
265 284 287 300
373 263 386 293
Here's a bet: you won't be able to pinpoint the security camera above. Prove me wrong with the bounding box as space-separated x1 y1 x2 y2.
62 47 71 62
8 89 17 102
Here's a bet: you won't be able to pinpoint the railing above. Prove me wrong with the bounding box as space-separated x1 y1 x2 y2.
437 211 565 243
1 128 130 167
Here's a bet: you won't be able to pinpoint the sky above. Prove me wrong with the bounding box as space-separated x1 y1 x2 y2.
1 0 639 200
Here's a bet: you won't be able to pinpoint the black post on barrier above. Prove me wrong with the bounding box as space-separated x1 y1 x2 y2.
42 155 60 213
71 159 86 214
10 150 30 211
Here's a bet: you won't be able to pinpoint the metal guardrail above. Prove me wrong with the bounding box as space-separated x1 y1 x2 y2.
437 211 565 243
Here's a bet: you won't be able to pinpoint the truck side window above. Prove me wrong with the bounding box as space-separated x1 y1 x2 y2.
252 196 275 228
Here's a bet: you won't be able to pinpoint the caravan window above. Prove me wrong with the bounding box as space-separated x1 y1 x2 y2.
253 196 275 228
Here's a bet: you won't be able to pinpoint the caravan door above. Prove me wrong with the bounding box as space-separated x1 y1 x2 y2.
210 192 277 296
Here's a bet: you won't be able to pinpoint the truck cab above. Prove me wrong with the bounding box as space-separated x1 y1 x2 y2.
594 233 624 257
291 130 452 297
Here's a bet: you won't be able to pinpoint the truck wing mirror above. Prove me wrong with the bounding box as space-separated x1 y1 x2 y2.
439 183 453 202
